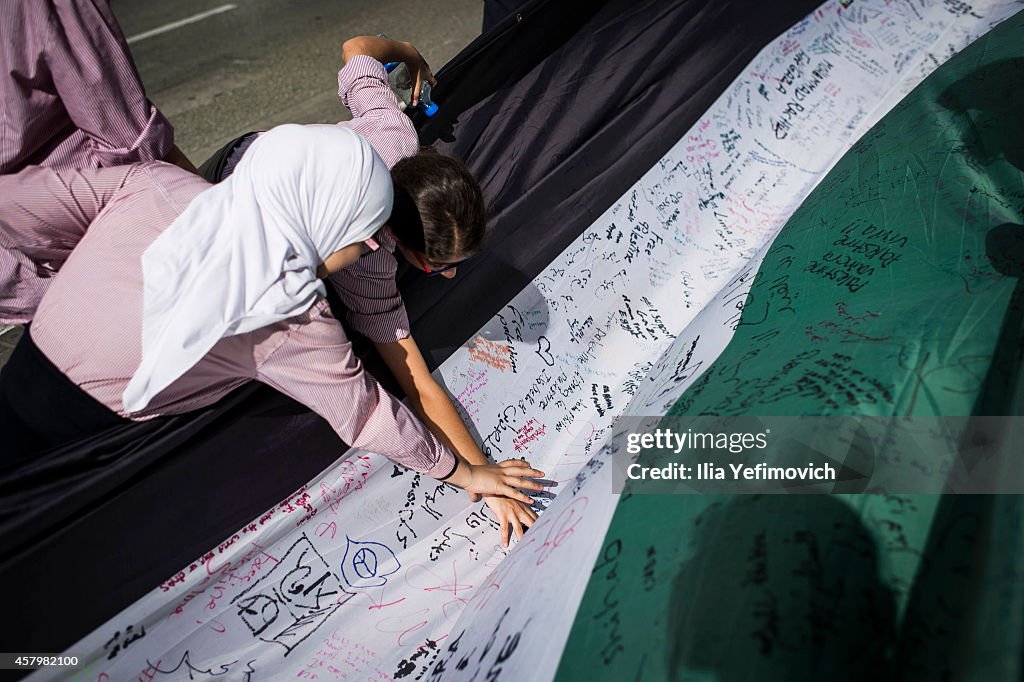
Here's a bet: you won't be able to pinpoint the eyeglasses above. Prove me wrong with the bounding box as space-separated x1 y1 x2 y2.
411 250 466 276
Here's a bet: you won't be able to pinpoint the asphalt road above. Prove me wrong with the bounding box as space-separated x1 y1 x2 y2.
112 0 484 164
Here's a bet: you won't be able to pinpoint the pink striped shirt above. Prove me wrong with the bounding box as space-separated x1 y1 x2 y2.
13 162 455 478
0 0 173 174
337 55 421 168
311 55 421 343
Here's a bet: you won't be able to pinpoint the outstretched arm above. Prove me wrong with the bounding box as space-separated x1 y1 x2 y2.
376 335 542 546
256 306 544 520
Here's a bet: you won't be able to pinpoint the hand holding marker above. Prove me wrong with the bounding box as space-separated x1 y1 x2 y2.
384 60 439 116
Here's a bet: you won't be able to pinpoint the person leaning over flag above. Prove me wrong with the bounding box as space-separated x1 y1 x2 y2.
0 125 544 522
199 36 541 546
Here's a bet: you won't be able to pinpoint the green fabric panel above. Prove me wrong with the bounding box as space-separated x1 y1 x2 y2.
666 42 1024 421
557 11 1024 682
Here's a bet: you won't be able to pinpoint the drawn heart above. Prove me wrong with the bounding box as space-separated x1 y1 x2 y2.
535 336 555 366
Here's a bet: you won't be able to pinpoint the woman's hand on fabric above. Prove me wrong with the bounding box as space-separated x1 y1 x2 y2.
446 458 545 505
483 495 539 548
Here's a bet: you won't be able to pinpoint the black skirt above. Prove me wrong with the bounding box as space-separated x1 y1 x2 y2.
0 328 129 463
197 130 259 183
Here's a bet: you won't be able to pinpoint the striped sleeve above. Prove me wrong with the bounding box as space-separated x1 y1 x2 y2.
327 244 411 343
254 303 455 477
337 55 419 169
45 0 174 166
0 163 136 323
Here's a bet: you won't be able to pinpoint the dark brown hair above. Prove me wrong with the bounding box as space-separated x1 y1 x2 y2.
388 147 486 261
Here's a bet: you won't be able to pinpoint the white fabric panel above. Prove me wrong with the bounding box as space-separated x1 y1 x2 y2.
398 3 1024 681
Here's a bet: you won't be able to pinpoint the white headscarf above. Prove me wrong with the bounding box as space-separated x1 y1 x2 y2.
122 124 393 413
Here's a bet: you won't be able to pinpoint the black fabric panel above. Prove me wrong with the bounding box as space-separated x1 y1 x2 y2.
400 0 822 370
0 328 130 463
196 130 257 184
0 0 820 656
0 384 343 654
482 0 524 34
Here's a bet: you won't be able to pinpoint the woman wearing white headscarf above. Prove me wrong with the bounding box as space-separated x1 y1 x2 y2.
0 124 543 502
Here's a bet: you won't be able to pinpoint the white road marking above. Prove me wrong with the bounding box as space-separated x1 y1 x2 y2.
126 4 238 44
